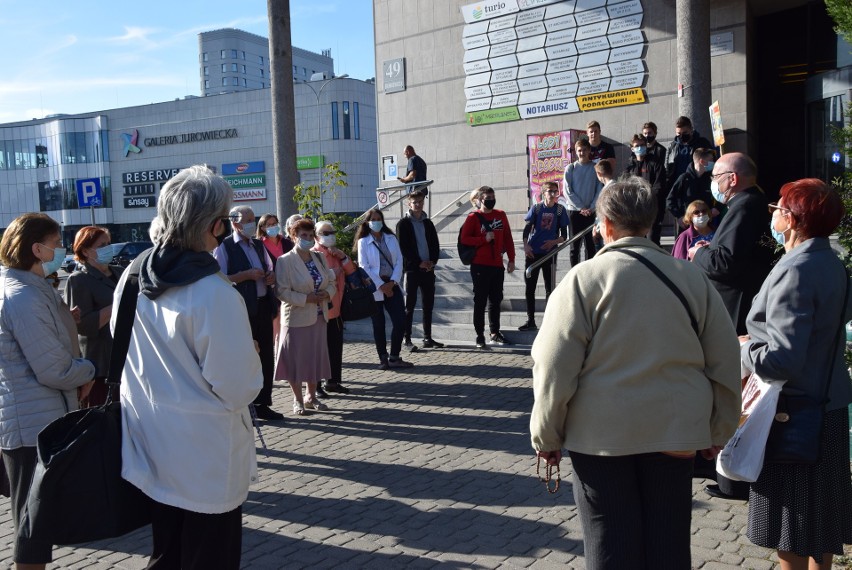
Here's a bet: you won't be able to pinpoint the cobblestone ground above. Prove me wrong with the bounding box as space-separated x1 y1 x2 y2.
0 342 783 569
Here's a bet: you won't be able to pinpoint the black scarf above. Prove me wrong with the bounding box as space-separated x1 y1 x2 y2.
139 243 220 300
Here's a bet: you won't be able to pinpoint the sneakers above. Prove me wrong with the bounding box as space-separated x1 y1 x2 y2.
254 404 284 421
403 337 419 352
475 335 487 349
422 338 445 349
518 320 537 332
490 332 511 345
387 357 414 369
324 382 351 394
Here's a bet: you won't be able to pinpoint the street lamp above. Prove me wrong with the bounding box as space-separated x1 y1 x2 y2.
303 74 350 208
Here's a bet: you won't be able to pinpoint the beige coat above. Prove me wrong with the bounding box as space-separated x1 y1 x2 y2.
530 237 741 456
275 248 336 328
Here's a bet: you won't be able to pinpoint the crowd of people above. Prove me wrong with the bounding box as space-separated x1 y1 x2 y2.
0 124 849 569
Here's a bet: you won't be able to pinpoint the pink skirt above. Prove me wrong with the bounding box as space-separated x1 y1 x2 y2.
274 319 331 383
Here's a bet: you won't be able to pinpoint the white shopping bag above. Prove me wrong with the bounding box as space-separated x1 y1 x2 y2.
716 373 783 482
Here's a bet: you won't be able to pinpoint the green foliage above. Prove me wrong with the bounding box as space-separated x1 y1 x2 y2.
293 162 348 220
826 0 852 46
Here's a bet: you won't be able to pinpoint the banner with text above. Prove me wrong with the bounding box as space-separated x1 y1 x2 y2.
527 129 583 205
461 0 647 126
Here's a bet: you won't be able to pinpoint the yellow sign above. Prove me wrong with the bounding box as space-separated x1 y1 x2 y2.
576 88 646 112
709 100 725 147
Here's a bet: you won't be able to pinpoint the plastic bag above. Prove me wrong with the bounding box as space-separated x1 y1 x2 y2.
716 373 783 482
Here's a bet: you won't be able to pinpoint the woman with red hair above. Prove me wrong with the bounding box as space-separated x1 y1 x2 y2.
64 226 125 406
741 178 852 569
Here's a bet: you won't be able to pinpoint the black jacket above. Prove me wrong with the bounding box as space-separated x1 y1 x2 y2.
665 131 713 188
666 163 713 218
624 156 665 203
396 213 440 272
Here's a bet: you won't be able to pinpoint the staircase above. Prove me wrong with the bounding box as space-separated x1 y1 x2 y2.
341 246 572 353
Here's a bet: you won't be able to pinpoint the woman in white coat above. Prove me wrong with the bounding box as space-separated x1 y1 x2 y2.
274 217 336 415
355 208 413 370
115 166 263 569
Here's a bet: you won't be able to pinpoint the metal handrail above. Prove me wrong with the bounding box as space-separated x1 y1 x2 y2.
525 224 594 279
430 188 473 222
343 180 435 232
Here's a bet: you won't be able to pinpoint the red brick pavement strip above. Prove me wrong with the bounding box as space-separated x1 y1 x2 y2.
0 342 777 569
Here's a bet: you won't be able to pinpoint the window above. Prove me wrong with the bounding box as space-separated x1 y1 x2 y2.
261 83 265 88
259 55 264 65
293 65 297 75
202 52 208 62
354 102 360 140
331 102 339 140
241 65 246 74
232 77 239 86
222 63 227 73
241 51 246 60
221 50 226 59
260 68 265 78
230 49 238 59
342 101 351 140
242 78 247 87
303 67 308 76
231 63 238 72
222 77 228 86
204 79 210 89
204 66 209 76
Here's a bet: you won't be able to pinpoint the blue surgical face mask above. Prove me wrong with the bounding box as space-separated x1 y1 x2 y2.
239 221 257 238
704 161 715 172
96 245 114 264
41 245 66 276
297 238 315 250
369 221 384 233
265 225 280 238
710 180 727 204
770 213 788 246
632 146 647 157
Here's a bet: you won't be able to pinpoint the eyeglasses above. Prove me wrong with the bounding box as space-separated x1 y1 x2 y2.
410 200 425 205
692 210 709 215
768 202 791 214
709 171 734 181
319 230 336 236
544 190 559 195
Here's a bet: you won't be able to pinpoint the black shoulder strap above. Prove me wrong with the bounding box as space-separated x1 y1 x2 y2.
617 249 699 336
372 238 394 267
106 249 152 390
474 212 491 230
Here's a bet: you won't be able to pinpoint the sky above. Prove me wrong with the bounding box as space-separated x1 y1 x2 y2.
0 0 376 124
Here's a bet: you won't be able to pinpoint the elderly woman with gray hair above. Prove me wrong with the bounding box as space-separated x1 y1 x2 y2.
530 176 742 570
114 165 263 569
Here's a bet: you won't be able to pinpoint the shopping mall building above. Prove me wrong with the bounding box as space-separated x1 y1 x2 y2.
0 32 378 244
372 0 851 240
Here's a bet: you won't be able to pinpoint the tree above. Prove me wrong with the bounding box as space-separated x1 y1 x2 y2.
293 162 348 220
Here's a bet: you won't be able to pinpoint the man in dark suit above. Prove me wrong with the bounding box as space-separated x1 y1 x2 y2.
213 205 283 420
689 152 775 500
396 191 443 349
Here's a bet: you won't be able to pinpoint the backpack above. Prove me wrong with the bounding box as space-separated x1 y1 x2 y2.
458 212 489 266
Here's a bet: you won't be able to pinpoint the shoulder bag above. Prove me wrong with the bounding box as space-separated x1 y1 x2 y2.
341 264 378 322
21 252 153 545
458 213 490 266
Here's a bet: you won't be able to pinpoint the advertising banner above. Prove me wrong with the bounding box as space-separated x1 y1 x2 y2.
527 129 583 205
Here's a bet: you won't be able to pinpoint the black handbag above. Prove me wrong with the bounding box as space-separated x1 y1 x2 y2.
763 269 849 465
21 253 152 545
458 213 489 266
341 266 378 321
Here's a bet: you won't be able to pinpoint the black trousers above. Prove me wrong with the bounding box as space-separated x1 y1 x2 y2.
4 446 52 564
147 501 242 569
523 253 554 319
569 212 596 266
569 451 694 570
326 315 344 384
370 285 406 360
649 189 667 246
248 296 275 406
470 264 504 336
403 269 436 339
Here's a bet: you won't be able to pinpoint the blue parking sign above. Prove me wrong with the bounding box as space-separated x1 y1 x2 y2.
76 178 102 207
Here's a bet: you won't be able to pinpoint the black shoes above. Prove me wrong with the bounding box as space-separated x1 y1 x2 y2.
475 335 487 349
490 332 510 345
315 385 329 398
518 320 537 331
254 405 284 421
378 358 390 370
324 382 351 395
388 357 414 369
704 484 748 501
422 338 444 349
403 337 420 352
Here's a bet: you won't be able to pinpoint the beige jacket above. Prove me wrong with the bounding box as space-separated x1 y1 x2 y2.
275 249 336 328
530 237 741 456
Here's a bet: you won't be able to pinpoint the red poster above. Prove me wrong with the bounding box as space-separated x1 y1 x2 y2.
527 130 584 206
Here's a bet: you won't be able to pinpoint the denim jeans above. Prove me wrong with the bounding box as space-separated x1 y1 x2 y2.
370 284 406 360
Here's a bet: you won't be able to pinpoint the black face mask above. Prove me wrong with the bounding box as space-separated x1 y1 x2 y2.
482 198 496 210
213 218 231 246
645 134 656 143
680 132 692 143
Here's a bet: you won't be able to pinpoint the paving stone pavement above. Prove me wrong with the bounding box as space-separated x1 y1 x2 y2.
0 342 781 569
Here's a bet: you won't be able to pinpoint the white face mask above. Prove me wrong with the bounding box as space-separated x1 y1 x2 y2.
692 214 710 228
710 180 727 204
40 245 67 275
239 221 257 237
318 234 336 247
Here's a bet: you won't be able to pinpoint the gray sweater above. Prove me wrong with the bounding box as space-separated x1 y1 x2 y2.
563 161 603 211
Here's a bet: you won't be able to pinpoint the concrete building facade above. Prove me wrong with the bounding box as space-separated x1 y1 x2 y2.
372 0 843 243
